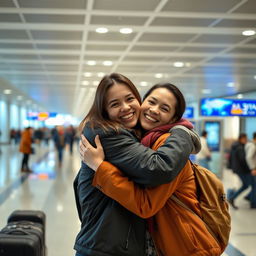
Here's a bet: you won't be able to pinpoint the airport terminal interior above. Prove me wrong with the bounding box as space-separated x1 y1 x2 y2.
0 0 256 255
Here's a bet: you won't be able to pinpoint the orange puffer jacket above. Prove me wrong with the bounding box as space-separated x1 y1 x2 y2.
93 133 222 256
19 129 32 154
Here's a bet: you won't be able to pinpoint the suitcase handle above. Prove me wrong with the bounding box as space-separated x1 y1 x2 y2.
2 228 30 236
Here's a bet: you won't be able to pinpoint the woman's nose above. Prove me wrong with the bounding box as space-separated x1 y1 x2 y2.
149 106 159 114
120 102 131 111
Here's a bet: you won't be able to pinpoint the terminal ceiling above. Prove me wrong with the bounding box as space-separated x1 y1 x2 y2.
0 0 255 119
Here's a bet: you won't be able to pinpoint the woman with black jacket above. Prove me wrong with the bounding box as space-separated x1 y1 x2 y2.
73 73 199 256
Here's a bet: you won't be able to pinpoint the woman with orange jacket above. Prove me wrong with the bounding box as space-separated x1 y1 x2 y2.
19 127 33 172
80 83 222 256
74 75 200 256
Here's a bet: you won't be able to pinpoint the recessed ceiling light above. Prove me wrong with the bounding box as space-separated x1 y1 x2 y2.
83 72 92 77
3 89 12 94
242 30 255 36
82 81 89 86
185 62 191 67
26 100 31 104
227 82 235 87
173 62 184 67
17 95 23 100
237 94 243 99
97 72 105 77
140 81 148 87
87 60 96 66
103 61 113 66
254 75 256 80
155 73 163 78
93 81 99 86
202 89 211 94
96 27 108 34
119 28 133 34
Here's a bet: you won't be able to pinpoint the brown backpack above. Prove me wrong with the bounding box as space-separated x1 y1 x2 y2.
171 161 231 253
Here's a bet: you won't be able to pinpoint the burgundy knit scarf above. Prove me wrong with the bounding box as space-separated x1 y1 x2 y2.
141 118 193 148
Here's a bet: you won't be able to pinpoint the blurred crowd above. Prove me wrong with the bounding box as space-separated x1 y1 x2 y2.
17 125 79 172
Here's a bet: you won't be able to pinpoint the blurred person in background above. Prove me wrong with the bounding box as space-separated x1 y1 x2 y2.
196 130 211 169
228 133 252 209
9 128 16 144
245 132 256 208
14 129 21 145
33 128 44 146
42 127 51 146
52 125 65 167
65 125 76 155
19 127 34 173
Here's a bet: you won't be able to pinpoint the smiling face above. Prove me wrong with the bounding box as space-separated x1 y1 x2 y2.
105 83 141 129
140 87 177 131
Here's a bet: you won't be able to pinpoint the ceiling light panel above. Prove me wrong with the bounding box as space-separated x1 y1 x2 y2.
24 14 84 24
139 33 194 42
17 0 87 8
119 28 133 34
88 31 135 41
242 30 255 36
91 16 146 26
93 0 159 11
31 31 83 40
163 0 239 12
151 17 214 27
86 45 127 51
96 27 109 33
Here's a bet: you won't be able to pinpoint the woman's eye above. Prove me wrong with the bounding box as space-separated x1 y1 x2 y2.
148 100 154 105
110 103 119 108
161 107 169 112
127 97 135 102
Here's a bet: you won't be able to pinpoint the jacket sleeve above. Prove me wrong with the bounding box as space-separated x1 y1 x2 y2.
245 143 256 170
92 161 183 218
73 171 82 222
83 127 193 187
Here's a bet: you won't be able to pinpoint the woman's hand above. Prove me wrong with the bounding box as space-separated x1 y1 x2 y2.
79 135 105 171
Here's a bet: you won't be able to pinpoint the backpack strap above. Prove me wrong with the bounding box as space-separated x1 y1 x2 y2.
170 194 219 244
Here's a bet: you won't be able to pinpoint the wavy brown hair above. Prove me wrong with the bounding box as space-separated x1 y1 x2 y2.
79 73 142 133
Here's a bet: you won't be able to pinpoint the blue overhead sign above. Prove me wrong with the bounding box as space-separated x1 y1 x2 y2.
27 112 57 120
183 107 194 118
201 98 256 117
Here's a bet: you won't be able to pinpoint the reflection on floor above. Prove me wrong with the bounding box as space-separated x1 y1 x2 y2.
0 142 255 256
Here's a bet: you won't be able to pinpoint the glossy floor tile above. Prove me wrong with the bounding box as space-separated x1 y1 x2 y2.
0 142 255 256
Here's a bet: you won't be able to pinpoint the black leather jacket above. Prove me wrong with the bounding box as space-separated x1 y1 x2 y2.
73 126 194 256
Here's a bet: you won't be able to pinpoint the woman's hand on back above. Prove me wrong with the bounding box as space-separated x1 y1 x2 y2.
79 135 105 171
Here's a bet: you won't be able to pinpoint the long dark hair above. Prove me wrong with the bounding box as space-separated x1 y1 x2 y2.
143 83 186 122
79 73 142 132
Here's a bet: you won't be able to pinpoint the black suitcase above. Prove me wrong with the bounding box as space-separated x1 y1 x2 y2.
7 210 46 231
0 221 45 256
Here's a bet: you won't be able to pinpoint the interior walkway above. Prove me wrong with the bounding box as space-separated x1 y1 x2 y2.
0 142 255 256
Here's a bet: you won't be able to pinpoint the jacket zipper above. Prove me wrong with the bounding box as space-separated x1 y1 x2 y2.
151 236 160 256
125 225 132 250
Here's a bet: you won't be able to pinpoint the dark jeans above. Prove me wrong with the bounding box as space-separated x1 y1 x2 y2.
75 253 83 256
250 176 256 207
230 173 253 201
57 147 64 162
21 153 30 169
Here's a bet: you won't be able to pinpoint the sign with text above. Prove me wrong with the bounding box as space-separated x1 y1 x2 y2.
201 98 256 117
